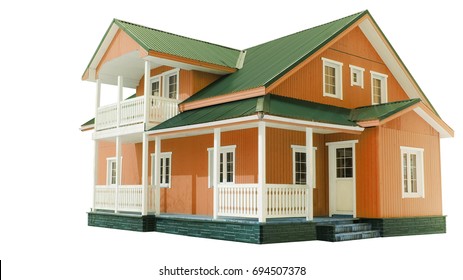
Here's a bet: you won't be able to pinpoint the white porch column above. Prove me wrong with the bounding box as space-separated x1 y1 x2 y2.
257 122 267 222
213 128 221 219
305 127 314 221
141 133 149 215
143 60 151 126
115 136 122 213
95 79 101 129
92 140 99 212
117 75 123 128
154 136 161 215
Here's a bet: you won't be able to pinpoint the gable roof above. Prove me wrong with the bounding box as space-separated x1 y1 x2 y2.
182 11 367 105
83 19 243 82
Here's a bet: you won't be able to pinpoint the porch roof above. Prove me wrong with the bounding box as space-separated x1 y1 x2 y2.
150 94 359 132
350 99 420 122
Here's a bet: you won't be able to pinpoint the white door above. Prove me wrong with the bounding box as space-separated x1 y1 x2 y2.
328 141 357 217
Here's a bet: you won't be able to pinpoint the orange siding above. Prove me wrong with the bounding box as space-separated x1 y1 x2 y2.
271 27 409 108
379 112 442 217
135 67 220 102
96 141 142 185
266 128 327 216
96 30 144 76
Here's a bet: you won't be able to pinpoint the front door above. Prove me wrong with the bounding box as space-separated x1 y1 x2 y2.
328 141 357 217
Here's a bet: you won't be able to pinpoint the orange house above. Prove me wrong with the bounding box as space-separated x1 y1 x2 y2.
81 10 453 243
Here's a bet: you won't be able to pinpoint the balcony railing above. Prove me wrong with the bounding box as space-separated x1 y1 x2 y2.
95 96 180 131
94 185 156 213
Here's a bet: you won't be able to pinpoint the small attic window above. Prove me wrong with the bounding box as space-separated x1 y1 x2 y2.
349 65 364 88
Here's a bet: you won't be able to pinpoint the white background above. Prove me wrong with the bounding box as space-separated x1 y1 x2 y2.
1 1 462 279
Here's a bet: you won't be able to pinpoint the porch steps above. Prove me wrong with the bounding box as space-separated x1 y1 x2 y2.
316 220 380 242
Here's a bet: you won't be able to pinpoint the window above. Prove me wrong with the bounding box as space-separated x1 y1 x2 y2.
401 147 424 198
349 65 364 88
322 58 343 99
207 145 236 187
370 71 388 104
291 145 317 187
148 69 179 99
336 147 353 178
166 73 178 99
151 152 172 188
151 77 160 97
106 157 120 185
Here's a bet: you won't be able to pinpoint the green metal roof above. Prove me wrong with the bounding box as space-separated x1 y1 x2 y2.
115 19 241 69
151 94 359 131
350 99 420 122
182 11 367 104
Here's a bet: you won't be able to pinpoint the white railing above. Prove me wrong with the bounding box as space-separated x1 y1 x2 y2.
94 185 156 213
217 184 258 218
96 104 118 130
119 96 145 127
216 184 310 219
266 184 309 218
149 96 180 123
95 96 180 131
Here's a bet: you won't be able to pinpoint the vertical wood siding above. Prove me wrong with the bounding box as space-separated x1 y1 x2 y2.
266 128 327 216
271 27 409 108
379 111 442 217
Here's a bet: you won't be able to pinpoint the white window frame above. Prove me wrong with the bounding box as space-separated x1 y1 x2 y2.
150 76 161 97
400 147 425 198
151 152 173 188
349 65 364 88
291 145 317 187
322 57 343 100
370 71 388 105
207 145 236 187
149 68 180 99
106 157 121 186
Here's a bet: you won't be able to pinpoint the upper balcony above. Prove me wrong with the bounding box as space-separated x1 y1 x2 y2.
95 95 179 131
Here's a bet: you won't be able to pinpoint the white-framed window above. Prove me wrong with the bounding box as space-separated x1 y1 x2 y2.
207 145 236 187
370 71 388 105
149 69 179 99
291 145 317 187
151 77 160 97
401 147 425 198
151 152 172 188
106 157 121 185
322 57 343 99
349 65 364 88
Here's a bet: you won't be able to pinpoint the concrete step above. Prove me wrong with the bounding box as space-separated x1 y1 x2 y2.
334 230 381 242
316 221 380 242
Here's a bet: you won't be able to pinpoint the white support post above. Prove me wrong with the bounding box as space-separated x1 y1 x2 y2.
117 75 123 127
144 60 151 127
306 127 314 221
141 133 149 215
115 136 122 213
213 128 221 219
92 140 99 212
257 122 267 222
95 79 101 124
154 136 161 215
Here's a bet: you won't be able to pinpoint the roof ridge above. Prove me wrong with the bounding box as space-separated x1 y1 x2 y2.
114 19 242 52
245 10 367 51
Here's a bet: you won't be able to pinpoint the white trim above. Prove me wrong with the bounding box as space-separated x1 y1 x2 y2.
413 107 452 138
291 145 317 188
349 65 365 88
257 122 267 222
207 145 237 187
213 128 221 219
144 60 151 125
151 152 173 188
106 156 122 186
400 146 425 198
148 68 180 100
328 141 357 218
265 115 364 132
141 133 149 215
322 57 343 100
370 71 388 105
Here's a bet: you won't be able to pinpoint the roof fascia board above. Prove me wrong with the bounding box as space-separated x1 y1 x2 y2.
265 12 369 92
147 50 236 74
263 115 364 133
358 16 437 115
413 105 454 138
179 86 266 112
82 20 120 81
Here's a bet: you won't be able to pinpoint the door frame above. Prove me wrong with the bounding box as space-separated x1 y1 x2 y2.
327 140 358 218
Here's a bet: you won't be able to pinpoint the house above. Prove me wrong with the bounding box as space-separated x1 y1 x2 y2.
81 10 453 243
